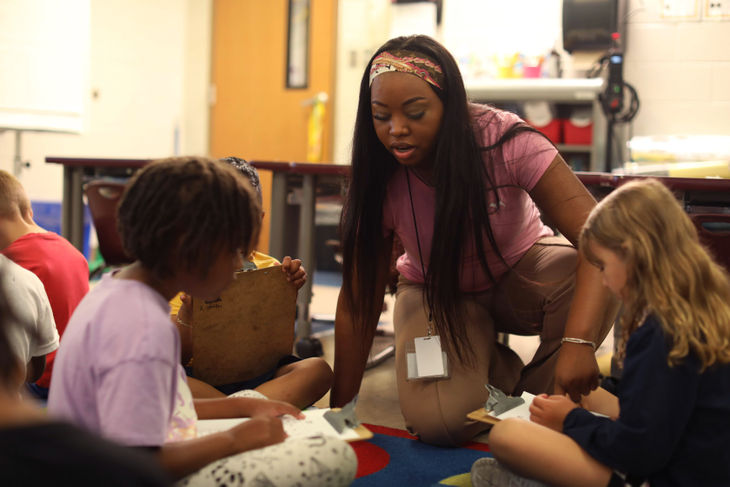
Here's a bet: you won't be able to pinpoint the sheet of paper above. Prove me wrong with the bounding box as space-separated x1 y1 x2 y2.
414 336 445 377
196 408 362 442
494 391 536 421
493 392 610 422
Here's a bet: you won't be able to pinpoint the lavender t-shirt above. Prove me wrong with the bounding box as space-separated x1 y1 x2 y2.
382 106 557 292
48 273 180 447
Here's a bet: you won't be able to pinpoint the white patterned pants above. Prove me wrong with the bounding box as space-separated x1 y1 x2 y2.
177 390 357 487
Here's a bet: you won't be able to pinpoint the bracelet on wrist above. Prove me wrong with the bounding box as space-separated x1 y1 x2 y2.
561 337 596 351
176 316 192 328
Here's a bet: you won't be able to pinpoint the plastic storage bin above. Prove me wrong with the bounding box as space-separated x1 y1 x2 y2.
31 201 91 259
562 107 593 145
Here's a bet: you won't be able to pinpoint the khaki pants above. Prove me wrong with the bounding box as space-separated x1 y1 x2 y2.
393 236 597 446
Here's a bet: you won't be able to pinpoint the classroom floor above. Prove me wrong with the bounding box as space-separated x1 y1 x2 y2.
310 277 403 429
308 272 614 438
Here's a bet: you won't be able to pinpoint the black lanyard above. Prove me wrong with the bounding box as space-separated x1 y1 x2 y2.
405 168 434 334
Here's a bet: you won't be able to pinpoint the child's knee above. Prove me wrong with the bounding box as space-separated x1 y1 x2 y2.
294 357 334 390
312 357 334 389
489 418 525 457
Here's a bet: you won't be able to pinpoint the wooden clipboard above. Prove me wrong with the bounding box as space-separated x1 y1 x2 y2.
327 415 373 442
191 266 296 386
467 408 501 425
467 391 537 425
345 424 373 441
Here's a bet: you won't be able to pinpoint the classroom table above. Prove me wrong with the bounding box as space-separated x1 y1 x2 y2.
251 166 730 358
44 157 350 354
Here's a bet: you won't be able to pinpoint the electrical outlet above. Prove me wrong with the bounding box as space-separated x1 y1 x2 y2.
661 0 701 19
704 0 730 19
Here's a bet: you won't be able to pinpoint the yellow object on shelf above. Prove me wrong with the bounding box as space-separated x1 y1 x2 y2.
494 53 520 79
619 160 730 179
306 92 328 163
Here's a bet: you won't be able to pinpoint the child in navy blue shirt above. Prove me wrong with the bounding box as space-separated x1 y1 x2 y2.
473 179 730 487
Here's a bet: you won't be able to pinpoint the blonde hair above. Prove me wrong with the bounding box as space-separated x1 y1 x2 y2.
580 179 730 371
0 170 30 219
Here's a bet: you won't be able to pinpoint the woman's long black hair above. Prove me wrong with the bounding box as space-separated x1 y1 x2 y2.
341 35 543 363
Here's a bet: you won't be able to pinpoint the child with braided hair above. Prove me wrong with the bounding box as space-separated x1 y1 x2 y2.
49 157 356 486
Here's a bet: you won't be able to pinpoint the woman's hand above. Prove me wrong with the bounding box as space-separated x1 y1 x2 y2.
529 393 579 432
554 343 601 401
281 256 307 290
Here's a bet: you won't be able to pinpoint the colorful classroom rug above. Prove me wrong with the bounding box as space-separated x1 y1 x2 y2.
351 424 493 486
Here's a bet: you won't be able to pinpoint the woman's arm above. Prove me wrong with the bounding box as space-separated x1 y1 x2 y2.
330 234 394 408
530 155 618 401
157 416 286 479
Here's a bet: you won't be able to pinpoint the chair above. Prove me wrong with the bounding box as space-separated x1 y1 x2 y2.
84 180 132 267
689 213 730 273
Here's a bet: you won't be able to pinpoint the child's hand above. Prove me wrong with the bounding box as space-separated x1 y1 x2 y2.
235 397 305 420
281 256 307 290
227 416 287 451
529 394 578 432
178 292 193 327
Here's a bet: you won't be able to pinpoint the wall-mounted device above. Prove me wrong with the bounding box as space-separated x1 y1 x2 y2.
562 0 620 53
603 33 624 114
563 0 637 173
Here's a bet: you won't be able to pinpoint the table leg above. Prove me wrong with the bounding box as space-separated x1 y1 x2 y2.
61 167 73 241
268 173 288 261
295 174 315 341
61 166 85 252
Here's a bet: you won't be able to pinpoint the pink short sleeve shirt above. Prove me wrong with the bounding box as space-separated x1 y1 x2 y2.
382 106 557 292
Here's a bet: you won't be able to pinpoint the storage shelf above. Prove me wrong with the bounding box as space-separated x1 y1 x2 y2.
466 78 607 172
466 78 604 102
556 144 593 153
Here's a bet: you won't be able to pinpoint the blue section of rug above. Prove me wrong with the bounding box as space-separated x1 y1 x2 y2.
353 425 492 486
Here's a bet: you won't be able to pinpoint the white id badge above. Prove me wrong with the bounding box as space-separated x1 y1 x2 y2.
406 336 449 380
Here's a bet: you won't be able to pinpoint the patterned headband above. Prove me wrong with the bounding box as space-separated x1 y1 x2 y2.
369 50 444 90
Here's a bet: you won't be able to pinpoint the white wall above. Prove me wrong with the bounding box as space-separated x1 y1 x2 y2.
623 0 730 136
333 0 392 165
441 0 562 76
0 0 89 134
332 0 730 163
3 0 727 191
0 0 212 202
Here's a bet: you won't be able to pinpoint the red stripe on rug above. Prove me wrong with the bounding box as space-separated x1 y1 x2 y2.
362 423 491 452
351 441 389 478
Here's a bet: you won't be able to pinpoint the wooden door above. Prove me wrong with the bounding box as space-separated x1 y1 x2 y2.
210 0 337 253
